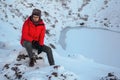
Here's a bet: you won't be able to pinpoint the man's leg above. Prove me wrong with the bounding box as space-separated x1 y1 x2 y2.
42 45 55 66
22 41 33 58
22 41 35 67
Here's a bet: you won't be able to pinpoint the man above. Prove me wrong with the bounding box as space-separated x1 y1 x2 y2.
20 9 55 67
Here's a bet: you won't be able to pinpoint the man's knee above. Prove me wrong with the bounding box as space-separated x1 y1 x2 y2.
43 45 52 53
22 41 32 48
47 47 52 53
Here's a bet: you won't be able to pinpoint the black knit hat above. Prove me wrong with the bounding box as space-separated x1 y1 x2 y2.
32 9 41 16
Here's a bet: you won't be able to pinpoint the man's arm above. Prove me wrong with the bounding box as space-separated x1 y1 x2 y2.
22 21 33 42
39 26 46 46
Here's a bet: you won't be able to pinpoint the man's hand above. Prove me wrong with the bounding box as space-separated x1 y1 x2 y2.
32 40 39 48
32 40 43 54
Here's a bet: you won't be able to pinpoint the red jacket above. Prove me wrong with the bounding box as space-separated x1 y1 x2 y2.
20 17 46 46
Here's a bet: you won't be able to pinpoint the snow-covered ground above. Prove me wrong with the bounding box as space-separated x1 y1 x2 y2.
0 0 120 80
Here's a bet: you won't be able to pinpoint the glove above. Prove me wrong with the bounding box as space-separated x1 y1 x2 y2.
32 40 39 48
38 45 43 54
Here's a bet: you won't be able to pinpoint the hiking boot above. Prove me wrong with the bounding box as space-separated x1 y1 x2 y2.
29 57 36 67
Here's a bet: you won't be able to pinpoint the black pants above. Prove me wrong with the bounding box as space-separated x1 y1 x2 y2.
22 41 55 65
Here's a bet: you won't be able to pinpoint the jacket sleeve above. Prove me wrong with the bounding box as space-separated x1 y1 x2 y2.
39 26 46 46
22 21 33 42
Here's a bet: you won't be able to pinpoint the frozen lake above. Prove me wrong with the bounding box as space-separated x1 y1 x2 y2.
59 27 120 68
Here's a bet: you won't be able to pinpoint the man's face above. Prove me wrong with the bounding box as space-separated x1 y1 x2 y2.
32 15 40 22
